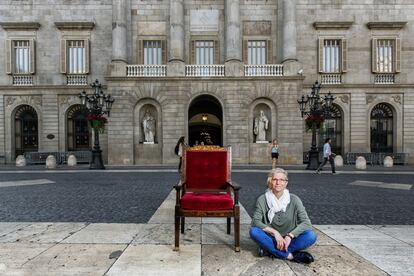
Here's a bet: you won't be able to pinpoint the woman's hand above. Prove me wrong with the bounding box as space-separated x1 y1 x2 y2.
283 236 292 251
274 232 285 250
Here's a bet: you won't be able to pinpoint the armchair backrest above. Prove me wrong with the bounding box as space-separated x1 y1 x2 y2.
184 149 230 190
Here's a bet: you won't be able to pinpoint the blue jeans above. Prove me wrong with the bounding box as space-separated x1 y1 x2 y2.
249 227 317 259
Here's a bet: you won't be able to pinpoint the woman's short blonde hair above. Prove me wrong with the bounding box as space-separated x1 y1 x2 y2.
266 168 288 188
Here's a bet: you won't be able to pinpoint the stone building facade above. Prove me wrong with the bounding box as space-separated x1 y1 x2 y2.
0 0 413 165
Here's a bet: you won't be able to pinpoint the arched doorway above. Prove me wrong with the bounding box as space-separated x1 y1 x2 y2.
67 104 90 151
188 95 222 146
319 103 343 155
371 103 393 153
14 105 38 157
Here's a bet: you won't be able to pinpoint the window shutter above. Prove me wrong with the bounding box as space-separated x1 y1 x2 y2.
371 38 378 73
214 40 219 64
60 39 67 73
242 39 248 63
6 39 12 74
161 40 167 64
341 39 347 73
318 38 324 73
190 40 195 64
29 39 36 74
137 39 143 64
395 38 401 73
266 40 273 64
84 39 90 74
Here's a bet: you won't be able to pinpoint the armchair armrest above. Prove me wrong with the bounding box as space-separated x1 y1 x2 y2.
174 180 185 204
226 181 241 204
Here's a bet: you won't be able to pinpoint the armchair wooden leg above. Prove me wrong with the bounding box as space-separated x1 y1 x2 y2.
174 213 180 251
227 217 231 234
234 207 240 252
181 217 185 234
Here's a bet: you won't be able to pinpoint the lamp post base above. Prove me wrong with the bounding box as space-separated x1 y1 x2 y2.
306 149 320 170
90 148 105 170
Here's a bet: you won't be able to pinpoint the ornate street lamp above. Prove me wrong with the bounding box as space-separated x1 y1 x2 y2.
298 81 335 170
79 79 114 169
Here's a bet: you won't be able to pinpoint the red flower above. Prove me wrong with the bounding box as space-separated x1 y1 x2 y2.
87 114 108 123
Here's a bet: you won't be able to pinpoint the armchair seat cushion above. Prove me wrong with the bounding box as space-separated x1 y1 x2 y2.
181 192 234 211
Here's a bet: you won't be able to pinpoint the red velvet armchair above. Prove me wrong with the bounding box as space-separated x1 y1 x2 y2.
174 146 241 252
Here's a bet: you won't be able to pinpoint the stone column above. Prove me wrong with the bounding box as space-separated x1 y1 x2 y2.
225 0 243 76
282 0 296 62
168 0 185 76
111 0 128 76
112 0 127 63
281 0 300 75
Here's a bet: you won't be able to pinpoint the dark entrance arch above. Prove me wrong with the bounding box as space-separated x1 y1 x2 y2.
188 95 222 146
370 103 393 153
15 105 38 157
67 104 90 151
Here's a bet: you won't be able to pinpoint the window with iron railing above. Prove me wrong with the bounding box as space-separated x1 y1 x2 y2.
318 38 347 84
14 40 31 74
144 40 163 65
67 40 87 74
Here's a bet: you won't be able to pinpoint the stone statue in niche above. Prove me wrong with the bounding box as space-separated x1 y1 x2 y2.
254 110 269 142
142 109 156 144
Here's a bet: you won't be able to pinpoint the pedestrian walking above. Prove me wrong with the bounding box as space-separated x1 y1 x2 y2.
269 139 279 169
174 136 186 174
249 168 317 263
316 138 336 174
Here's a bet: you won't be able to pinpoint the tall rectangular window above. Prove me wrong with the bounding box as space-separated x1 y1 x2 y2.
247 41 266 65
195 41 214 65
13 40 31 74
67 40 86 74
376 39 394 73
322 39 341 73
143 40 162 65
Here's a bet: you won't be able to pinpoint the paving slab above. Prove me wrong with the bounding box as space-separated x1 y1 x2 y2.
106 244 201 276
202 223 255 248
132 223 200 245
62 223 140 244
202 244 295 276
369 225 414 246
0 222 87 243
22 243 126 276
317 225 414 276
312 228 340 246
0 243 52 269
0 222 30 237
290 245 387 276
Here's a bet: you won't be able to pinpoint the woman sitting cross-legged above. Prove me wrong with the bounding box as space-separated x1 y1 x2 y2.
249 168 317 264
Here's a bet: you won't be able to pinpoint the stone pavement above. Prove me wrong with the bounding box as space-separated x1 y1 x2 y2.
1 189 413 276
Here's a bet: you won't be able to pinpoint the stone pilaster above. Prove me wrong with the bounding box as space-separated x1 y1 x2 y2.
0 95 4 163
112 0 127 63
41 94 59 152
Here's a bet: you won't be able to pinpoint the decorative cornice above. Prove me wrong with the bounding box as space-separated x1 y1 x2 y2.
367 22 407 29
0 22 41 30
313 21 354 30
54 22 95 30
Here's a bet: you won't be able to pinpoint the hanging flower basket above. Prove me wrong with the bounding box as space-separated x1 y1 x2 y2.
305 114 325 132
87 114 108 133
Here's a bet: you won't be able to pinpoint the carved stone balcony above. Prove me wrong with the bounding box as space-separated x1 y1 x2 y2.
67 75 88 85
320 74 342 84
185 65 225 77
374 74 395 84
126 65 167 77
12 75 33 86
244 64 283 76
